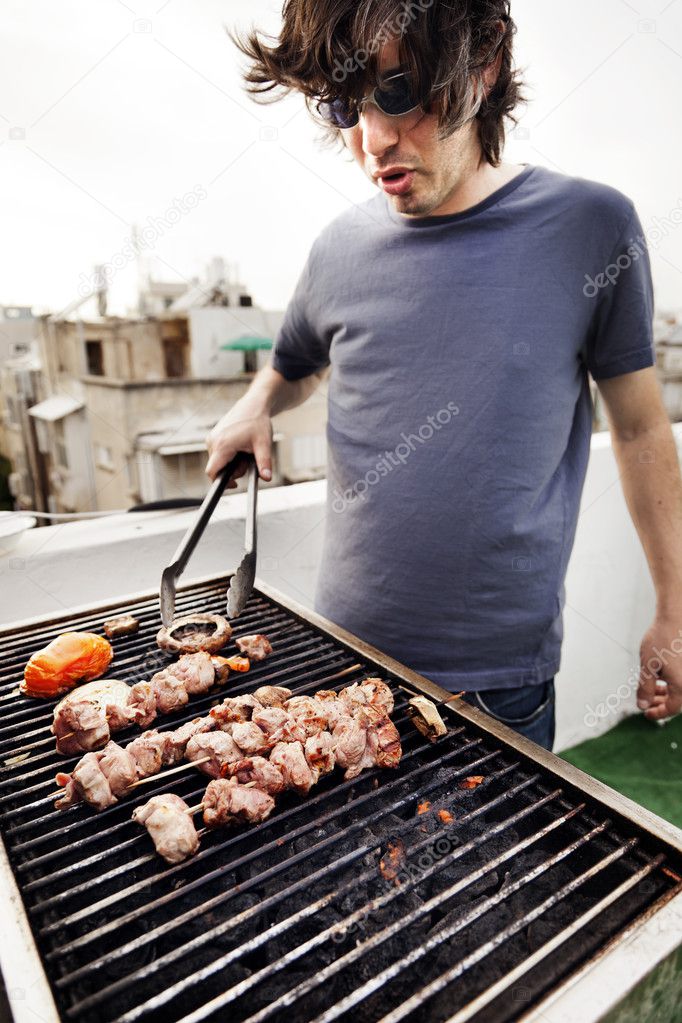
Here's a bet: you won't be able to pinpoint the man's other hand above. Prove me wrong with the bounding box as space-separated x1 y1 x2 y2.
637 618 682 720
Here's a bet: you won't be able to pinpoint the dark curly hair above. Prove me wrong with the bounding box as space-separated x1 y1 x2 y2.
230 1 525 166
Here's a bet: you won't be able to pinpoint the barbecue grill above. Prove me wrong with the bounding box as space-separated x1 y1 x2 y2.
1 575 680 1023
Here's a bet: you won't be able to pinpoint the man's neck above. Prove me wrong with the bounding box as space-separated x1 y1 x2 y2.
429 158 527 218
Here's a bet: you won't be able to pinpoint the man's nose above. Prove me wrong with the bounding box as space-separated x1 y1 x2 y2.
360 103 400 158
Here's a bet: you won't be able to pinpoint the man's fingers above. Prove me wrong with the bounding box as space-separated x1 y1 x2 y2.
253 433 273 482
636 667 658 711
205 445 238 482
642 680 682 720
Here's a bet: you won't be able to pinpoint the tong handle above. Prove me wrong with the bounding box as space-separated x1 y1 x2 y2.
244 460 258 555
160 453 252 624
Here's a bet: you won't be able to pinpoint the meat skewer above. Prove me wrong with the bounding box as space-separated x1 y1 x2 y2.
51 651 243 756
54 678 401 812
133 780 265 863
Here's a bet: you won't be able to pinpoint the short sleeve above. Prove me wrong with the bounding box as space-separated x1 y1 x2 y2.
272 241 331 381
584 205 655 381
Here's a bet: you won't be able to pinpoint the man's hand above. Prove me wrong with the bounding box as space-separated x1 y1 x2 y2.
637 617 682 720
204 364 326 483
205 411 273 483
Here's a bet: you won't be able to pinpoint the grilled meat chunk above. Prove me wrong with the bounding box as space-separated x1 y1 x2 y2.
270 740 315 795
231 720 274 756
156 613 232 655
285 695 329 736
253 685 292 707
332 715 372 780
185 731 242 778
56 752 116 811
150 670 189 715
203 779 275 828
103 615 139 639
105 702 138 732
128 681 158 729
315 691 347 731
304 731 336 783
133 794 199 864
234 634 272 662
340 679 394 716
127 730 173 777
251 706 307 744
371 710 402 769
164 717 215 765
224 756 286 795
52 700 111 756
210 694 261 729
166 651 215 695
98 740 138 796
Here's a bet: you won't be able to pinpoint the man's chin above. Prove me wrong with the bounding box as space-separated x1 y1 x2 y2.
388 192 433 218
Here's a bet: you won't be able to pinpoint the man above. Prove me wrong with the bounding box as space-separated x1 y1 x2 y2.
207 0 682 749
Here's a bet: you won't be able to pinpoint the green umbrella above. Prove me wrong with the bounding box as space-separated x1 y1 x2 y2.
221 336 273 352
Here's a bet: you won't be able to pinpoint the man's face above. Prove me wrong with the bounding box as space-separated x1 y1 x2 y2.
341 40 479 218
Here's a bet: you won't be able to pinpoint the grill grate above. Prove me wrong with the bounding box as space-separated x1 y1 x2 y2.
0 577 680 1023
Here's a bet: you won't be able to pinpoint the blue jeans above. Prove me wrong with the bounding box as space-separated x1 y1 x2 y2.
461 679 556 751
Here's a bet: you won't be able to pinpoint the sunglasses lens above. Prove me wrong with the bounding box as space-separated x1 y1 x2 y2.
318 99 359 129
375 74 418 115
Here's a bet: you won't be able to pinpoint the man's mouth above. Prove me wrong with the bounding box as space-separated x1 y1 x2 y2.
376 168 416 197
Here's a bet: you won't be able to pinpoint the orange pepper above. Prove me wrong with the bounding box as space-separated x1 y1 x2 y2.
22 632 113 699
225 655 250 672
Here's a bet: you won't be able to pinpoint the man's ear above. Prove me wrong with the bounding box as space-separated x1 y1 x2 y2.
483 48 504 95
482 21 506 96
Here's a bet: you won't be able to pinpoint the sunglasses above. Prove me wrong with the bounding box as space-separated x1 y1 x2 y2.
317 71 421 130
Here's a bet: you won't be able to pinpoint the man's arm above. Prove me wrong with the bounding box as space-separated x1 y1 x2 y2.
205 364 325 481
597 366 682 719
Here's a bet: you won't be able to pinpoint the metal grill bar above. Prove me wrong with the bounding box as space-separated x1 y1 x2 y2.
227 818 617 1023
63 779 558 1018
374 844 657 1023
442 857 666 1023
0 575 680 1023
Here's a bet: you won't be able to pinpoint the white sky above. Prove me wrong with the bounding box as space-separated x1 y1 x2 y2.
1 0 682 315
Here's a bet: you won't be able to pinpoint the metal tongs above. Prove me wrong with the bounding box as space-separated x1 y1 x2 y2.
160 453 258 625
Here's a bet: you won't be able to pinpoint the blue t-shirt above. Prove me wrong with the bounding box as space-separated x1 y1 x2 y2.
272 165 655 691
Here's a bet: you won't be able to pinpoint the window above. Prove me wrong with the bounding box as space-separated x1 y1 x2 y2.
85 339 104 376
239 295 253 308
54 420 68 469
244 350 259 374
163 338 187 379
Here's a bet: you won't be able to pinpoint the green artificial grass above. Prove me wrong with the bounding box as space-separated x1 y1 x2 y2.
561 713 682 830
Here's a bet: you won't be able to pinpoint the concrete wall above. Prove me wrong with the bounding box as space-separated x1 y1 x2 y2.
4 427 682 752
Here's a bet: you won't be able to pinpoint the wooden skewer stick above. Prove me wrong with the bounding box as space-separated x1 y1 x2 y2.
128 756 213 788
324 664 362 683
52 755 215 800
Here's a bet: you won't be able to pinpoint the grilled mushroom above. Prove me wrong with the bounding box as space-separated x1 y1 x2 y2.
156 614 232 655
